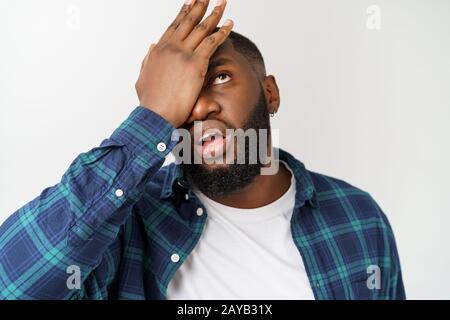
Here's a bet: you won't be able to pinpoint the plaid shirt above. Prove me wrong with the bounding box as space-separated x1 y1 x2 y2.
0 107 405 300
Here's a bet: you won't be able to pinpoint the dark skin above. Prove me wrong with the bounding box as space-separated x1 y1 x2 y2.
186 40 292 209
136 0 291 209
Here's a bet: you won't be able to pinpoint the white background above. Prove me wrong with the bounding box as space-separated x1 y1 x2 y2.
1 0 449 299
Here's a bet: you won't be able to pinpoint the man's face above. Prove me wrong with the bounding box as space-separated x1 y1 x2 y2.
180 39 271 198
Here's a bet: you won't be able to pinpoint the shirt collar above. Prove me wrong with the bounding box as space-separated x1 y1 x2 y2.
160 148 318 208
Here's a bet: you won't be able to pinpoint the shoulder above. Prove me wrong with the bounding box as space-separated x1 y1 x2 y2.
307 169 392 233
302 170 404 299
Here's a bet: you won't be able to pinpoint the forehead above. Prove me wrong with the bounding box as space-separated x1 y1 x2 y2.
209 39 253 74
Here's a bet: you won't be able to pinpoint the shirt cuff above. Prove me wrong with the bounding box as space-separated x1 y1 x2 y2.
110 106 180 159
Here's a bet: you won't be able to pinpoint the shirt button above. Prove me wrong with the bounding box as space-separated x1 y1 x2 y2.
196 207 204 217
157 142 167 152
171 253 180 263
185 194 189 201
115 189 124 198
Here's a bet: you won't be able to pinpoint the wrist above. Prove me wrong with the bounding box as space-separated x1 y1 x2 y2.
140 104 181 129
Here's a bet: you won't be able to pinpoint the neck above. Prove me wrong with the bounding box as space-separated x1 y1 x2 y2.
210 160 292 209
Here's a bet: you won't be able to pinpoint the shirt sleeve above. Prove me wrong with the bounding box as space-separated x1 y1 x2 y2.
378 204 407 300
386 222 407 300
0 107 178 300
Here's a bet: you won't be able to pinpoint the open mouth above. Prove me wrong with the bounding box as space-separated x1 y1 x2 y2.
194 128 229 161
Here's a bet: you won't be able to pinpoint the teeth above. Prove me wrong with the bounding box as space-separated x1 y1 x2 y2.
201 131 222 143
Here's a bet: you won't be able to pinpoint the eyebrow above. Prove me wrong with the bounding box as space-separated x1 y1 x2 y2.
207 57 234 72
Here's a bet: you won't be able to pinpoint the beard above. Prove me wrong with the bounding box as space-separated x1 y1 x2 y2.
181 88 271 198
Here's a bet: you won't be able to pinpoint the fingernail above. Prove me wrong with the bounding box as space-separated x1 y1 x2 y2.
215 0 224 7
224 19 233 27
185 0 193 5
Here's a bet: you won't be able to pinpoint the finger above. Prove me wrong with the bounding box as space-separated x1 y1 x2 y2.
140 54 148 74
195 19 233 59
172 0 210 41
159 0 196 44
140 44 156 74
184 0 226 50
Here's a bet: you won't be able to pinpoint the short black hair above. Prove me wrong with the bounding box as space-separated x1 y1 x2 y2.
213 28 266 78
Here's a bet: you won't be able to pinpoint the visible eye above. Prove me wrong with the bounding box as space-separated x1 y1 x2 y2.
211 73 231 85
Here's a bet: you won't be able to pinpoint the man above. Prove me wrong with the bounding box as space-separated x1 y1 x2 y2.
0 0 405 300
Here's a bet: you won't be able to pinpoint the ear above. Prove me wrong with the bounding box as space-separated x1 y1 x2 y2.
262 75 280 114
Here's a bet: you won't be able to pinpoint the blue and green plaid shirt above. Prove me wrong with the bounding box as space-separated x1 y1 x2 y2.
0 107 405 300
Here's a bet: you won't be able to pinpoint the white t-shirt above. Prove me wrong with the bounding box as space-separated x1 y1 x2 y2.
167 162 315 300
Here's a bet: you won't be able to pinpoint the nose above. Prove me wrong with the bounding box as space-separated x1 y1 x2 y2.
186 94 221 125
